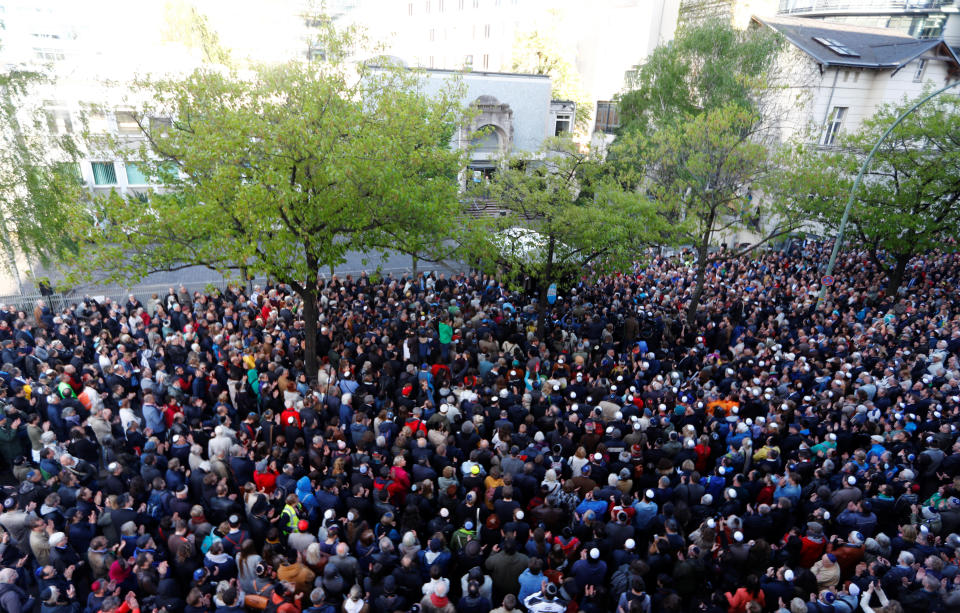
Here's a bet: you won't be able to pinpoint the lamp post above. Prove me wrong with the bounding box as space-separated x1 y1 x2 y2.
817 79 960 304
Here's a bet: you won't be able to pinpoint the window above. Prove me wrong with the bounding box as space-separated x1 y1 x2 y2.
595 101 620 134
473 0 479 6
464 54 473 68
438 0 444 10
149 116 172 134
425 0 430 12
429 56 434 68
408 2 413 15
88 112 110 133
484 24 490 38
115 111 140 135
91 162 117 185
45 108 72 134
125 162 148 185
812 37 859 57
554 114 571 136
429 28 435 42
32 47 64 61
482 53 489 69
822 106 847 146
459 0 464 8
914 58 928 82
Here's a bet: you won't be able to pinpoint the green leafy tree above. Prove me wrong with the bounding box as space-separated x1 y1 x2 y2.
479 137 666 334
161 0 232 65
633 104 798 324
616 19 782 136
511 27 592 134
70 43 467 378
0 68 85 292
781 92 960 297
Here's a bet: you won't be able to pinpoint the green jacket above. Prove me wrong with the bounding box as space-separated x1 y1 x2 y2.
0 424 21 463
439 322 453 345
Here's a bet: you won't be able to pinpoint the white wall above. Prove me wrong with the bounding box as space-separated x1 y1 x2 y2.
420 70 553 152
770 47 956 145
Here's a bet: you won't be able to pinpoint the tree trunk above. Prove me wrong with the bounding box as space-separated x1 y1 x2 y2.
885 253 909 297
411 254 418 278
686 210 716 327
537 236 556 338
301 286 319 381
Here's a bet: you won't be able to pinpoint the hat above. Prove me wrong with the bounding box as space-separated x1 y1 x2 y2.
49 532 66 547
589 548 600 559
229 514 240 525
625 538 635 550
846 476 856 486
733 531 744 542
784 569 795 582
544 582 559 597
2 498 14 510
826 553 837 563
470 465 480 475
298 520 309 532
193 568 207 581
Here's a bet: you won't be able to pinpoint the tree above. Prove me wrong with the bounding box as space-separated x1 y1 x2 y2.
161 0 232 65
511 27 592 134
629 104 798 325
0 68 85 292
480 137 666 335
70 42 467 379
616 19 782 136
781 92 960 297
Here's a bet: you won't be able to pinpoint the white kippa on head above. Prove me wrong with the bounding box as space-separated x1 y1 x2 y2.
784 569 795 582
590 548 600 559
733 531 744 542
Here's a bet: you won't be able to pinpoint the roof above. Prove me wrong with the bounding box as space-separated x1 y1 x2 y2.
421 67 551 80
752 14 960 70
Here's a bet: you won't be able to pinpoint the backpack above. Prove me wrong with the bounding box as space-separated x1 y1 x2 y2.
611 564 633 595
146 490 168 519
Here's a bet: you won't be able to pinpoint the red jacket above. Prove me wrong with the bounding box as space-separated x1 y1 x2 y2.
799 535 827 568
254 469 278 494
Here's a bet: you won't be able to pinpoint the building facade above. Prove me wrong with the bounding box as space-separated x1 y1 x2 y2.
777 0 960 46
753 15 960 145
418 68 571 187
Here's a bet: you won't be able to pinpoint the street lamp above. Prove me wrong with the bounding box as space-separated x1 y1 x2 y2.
817 79 960 304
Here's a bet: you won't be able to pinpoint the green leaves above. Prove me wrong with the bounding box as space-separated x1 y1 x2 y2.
782 91 960 292
617 19 781 137
474 137 662 288
0 69 87 282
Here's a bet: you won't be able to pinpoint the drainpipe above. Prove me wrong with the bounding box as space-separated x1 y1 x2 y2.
819 65 841 143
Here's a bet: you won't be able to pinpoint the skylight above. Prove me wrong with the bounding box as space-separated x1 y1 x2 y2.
813 36 860 57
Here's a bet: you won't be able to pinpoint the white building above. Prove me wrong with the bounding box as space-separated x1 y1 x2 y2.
752 15 960 145
416 68 571 187
329 0 679 134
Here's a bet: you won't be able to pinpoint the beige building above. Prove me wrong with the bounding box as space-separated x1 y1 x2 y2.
753 15 960 145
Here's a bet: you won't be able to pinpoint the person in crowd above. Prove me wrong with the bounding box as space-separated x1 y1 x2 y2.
0 245 957 612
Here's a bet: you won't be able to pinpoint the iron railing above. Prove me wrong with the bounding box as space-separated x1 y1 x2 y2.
779 0 955 14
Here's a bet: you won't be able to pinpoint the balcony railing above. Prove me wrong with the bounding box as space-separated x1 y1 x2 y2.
779 0 956 14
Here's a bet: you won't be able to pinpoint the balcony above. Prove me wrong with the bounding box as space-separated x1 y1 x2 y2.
779 0 957 15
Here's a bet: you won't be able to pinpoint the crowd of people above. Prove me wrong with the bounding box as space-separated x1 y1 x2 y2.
0 241 958 613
